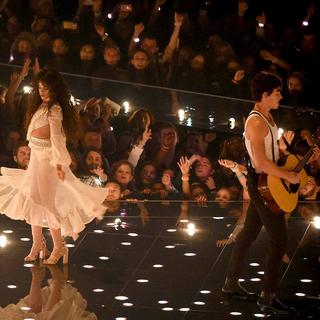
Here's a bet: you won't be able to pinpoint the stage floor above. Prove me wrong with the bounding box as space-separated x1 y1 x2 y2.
0 201 319 319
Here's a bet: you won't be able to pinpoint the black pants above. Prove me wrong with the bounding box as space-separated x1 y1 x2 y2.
225 172 287 294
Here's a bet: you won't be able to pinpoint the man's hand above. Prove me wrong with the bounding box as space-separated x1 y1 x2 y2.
285 171 301 184
307 145 320 164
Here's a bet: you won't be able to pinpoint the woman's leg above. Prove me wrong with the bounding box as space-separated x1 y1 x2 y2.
43 228 68 264
25 225 43 261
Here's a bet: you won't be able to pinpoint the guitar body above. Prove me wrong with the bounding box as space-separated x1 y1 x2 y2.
258 154 308 213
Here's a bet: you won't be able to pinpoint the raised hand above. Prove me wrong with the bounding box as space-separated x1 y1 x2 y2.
134 22 144 36
218 159 237 169
205 176 216 191
20 58 31 79
233 69 245 83
177 156 191 176
32 57 40 75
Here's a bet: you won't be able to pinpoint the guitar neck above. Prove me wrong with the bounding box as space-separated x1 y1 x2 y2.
293 148 313 172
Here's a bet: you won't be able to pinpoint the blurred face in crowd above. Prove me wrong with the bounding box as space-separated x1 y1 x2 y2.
194 157 213 180
287 76 303 95
83 131 102 150
17 39 32 55
36 32 51 50
224 137 245 160
177 47 192 66
140 164 156 185
131 51 149 70
301 34 317 54
14 145 31 169
215 188 232 208
159 127 178 148
38 81 51 103
300 176 319 198
185 131 202 154
52 38 68 55
190 54 205 71
80 44 95 61
5 130 21 152
85 151 103 172
114 164 133 186
104 47 120 66
118 3 132 19
191 185 207 201
105 182 121 201
141 38 159 57
7 16 21 36
86 103 101 122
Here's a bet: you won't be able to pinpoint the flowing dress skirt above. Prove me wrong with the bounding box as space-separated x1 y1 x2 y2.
0 138 107 240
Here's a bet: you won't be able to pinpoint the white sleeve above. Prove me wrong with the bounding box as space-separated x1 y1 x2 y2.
127 145 144 167
48 105 71 167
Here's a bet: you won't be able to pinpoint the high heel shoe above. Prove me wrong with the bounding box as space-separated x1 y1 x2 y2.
24 237 50 262
42 243 68 265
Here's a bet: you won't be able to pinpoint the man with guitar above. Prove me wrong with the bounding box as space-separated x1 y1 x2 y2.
222 72 302 315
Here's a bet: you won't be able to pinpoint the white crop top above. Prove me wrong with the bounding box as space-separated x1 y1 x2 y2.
244 110 279 173
26 104 49 141
26 104 71 167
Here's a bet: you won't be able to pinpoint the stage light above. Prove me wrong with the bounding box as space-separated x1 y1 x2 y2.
302 20 309 26
229 117 236 129
134 37 140 43
123 302 133 307
99 256 109 260
107 13 112 19
187 223 196 236
313 216 320 229
122 101 130 113
23 86 32 94
278 127 284 139
178 109 185 122
258 23 264 27
186 117 192 127
0 235 7 248
158 7 161 11
115 296 128 301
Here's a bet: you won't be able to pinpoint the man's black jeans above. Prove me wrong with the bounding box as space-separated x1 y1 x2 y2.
225 172 287 294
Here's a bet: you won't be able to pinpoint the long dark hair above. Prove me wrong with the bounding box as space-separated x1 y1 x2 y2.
25 69 78 143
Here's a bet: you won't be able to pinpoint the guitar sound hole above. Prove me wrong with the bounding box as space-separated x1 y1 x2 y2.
289 183 300 193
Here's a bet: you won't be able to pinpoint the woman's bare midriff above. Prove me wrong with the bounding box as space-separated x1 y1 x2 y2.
31 125 50 139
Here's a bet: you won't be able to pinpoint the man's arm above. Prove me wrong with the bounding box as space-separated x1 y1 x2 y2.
246 117 300 183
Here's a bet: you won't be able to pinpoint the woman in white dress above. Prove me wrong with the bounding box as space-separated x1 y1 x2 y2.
0 69 107 264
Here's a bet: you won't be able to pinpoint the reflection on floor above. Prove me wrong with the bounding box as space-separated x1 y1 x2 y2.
0 201 319 319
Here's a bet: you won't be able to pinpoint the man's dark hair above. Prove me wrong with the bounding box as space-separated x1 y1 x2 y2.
251 72 282 102
13 140 29 157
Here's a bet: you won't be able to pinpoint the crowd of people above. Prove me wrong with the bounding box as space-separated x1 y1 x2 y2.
0 3 320 314
0 0 320 209
0 0 319 107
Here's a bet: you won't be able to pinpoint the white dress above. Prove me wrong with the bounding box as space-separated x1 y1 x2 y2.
0 104 107 240
0 280 97 320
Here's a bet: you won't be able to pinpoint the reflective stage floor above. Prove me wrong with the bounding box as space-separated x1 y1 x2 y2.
0 201 319 319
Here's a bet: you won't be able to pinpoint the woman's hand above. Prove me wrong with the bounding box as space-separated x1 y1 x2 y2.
138 126 152 148
56 164 65 181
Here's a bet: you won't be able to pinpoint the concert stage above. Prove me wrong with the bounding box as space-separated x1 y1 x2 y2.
0 201 319 319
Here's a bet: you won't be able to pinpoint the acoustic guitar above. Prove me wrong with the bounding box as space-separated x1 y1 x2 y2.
257 148 314 213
